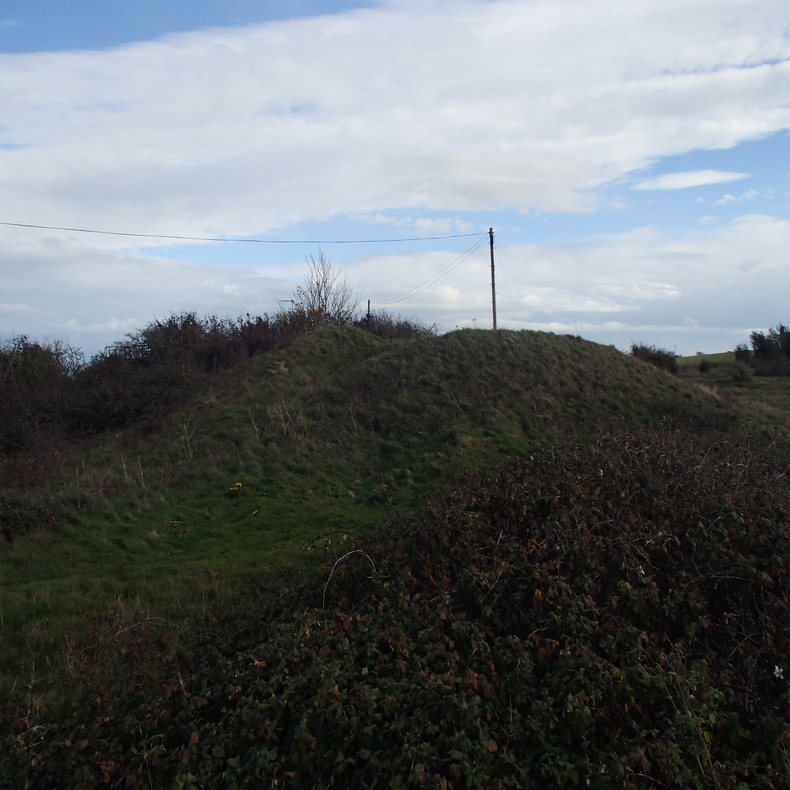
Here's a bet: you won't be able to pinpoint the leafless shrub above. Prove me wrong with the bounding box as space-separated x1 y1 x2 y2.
293 251 359 327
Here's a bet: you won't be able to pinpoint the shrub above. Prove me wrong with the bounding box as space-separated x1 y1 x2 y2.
5 430 790 788
745 325 790 376
734 343 751 364
65 313 298 436
750 324 790 361
354 309 437 339
751 330 779 361
630 342 678 374
292 252 359 327
0 336 83 455
731 360 753 382
1 255 441 457
0 490 62 541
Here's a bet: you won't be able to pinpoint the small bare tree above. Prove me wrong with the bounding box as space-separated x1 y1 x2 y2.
293 251 359 327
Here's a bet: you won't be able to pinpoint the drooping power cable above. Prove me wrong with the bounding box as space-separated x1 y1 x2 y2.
0 220 486 245
376 236 489 305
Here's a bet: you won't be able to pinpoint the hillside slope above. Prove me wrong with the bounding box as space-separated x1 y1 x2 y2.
0 328 735 696
4 429 789 788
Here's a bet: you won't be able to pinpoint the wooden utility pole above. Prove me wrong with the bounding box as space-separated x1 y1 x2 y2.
489 228 497 330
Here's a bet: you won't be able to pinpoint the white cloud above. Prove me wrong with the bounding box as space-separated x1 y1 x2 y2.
349 214 474 234
0 228 295 352
713 189 759 205
354 214 400 226
0 0 790 355
633 170 750 191
0 0 788 238
2 213 789 355
352 214 790 353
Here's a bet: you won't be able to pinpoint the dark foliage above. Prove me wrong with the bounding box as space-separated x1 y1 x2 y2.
354 308 438 340
66 312 292 436
734 344 752 365
0 490 63 542
5 430 789 788
630 343 678 374
748 325 790 376
0 305 435 471
751 325 790 361
731 360 753 383
0 336 83 456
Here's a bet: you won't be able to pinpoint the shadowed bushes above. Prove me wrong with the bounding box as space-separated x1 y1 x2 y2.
4 430 789 788
0 314 291 482
0 336 83 456
730 324 790 378
746 324 790 376
67 312 293 436
751 324 790 361
0 307 437 471
630 342 678 374
354 308 437 339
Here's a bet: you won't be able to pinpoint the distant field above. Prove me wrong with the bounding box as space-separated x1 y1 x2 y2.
678 349 790 438
677 350 734 366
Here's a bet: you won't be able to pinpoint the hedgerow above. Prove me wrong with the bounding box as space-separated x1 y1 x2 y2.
630 343 678 375
0 308 437 490
4 429 789 788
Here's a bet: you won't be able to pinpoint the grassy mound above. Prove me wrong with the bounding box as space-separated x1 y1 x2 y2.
4 429 789 788
0 327 735 698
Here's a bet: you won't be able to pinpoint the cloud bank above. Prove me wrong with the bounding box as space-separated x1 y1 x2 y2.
358 214 790 353
4 214 788 356
0 0 789 354
0 0 788 236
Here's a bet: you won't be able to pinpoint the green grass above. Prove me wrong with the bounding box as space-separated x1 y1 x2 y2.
6 428 789 788
0 328 739 699
677 350 735 368
679 350 790 437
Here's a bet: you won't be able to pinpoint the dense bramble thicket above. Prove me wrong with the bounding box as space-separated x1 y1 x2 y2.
629 343 678 375
5 430 788 789
0 309 434 465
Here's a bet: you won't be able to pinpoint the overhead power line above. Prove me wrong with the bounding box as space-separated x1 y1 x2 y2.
0 220 485 245
377 236 489 305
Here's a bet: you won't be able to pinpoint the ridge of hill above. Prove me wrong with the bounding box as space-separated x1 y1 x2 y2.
1 328 735 698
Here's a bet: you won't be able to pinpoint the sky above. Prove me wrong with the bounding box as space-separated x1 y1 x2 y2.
1 0 789 356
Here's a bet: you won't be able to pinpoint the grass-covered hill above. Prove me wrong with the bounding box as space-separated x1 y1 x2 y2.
4 325 787 788
0 327 733 681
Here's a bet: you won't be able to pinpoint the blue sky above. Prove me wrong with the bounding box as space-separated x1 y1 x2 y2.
0 1 376 53
1 0 789 354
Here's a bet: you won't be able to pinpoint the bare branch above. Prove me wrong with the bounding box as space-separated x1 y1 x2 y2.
293 251 359 327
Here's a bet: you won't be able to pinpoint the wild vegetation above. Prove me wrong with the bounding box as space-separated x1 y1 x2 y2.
731 323 790 378
1 275 789 787
629 343 678 375
0 273 433 483
3 430 789 788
